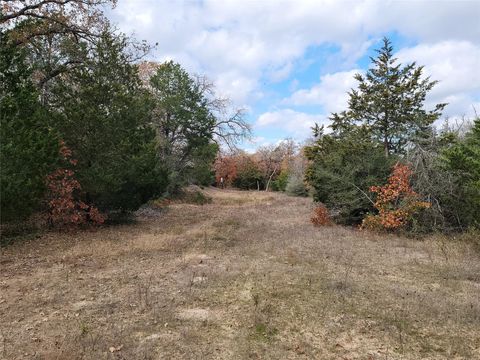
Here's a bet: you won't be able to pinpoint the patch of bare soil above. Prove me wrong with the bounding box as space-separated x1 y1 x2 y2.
1 189 479 359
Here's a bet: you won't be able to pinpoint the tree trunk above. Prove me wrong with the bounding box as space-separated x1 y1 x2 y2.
265 166 278 192
384 137 389 157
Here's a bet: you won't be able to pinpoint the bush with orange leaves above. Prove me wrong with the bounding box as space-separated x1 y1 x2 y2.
362 163 430 231
45 141 105 228
311 205 333 226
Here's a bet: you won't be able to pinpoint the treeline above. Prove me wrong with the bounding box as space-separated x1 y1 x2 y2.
305 38 479 234
214 140 308 196
0 1 249 227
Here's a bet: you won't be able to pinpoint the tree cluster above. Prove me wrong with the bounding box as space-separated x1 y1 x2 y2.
305 38 479 232
1 1 249 226
214 140 308 195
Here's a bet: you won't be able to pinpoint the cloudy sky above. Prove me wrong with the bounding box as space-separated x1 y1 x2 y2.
107 0 480 149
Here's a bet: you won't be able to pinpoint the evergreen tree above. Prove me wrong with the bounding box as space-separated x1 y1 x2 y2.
331 37 446 157
305 37 448 225
305 126 394 224
51 32 165 211
0 33 60 222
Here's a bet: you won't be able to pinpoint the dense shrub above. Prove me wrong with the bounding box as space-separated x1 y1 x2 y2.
51 32 166 212
285 174 308 197
45 142 105 227
0 35 60 222
305 127 394 224
233 156 263 190
184 143 218 186
362 163 430 231
442 118 480 228
311 206 332 226
271 170 289 191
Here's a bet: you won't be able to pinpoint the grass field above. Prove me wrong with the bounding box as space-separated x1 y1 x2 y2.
1 189 479 359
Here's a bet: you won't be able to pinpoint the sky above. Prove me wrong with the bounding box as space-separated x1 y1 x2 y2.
106 0 480 150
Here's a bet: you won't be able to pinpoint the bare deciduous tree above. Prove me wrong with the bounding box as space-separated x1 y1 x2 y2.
193 74 251 150
256 139 296 191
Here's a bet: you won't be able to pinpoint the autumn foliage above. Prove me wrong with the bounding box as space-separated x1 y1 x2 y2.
311 205 332 226
362 163 430 231
45 142 105 228
214 155 238 187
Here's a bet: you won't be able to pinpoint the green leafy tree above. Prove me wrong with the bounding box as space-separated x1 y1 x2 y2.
185 142 219 186
149 61 217 192
51 31 165 211
233 155 263 190
271 170 289 192
0 33 59 222
331 37 446 157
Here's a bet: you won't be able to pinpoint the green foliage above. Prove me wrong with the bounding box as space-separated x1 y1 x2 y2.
253 322 278 341
305 38 447 227
305 126 394 224
330 37 446 157
1 4 238 231
51 32 165 211
285 175 308 197
0 34 59 222
442 118 480 228
271 170 289 191
405 127 466 233
185 142 218 186
233 157 263 190
149 61 217 191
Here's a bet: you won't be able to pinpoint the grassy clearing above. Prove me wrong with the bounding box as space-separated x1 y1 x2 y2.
1 188 479 359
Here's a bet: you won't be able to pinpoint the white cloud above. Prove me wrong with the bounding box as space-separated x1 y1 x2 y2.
395 41 480 120
108 0 477 104
286 39 480 120
286 69 361 113
106 0 480 137
255 109 327 138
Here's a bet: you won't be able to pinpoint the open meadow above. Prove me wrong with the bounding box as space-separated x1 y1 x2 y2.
1 189 479 359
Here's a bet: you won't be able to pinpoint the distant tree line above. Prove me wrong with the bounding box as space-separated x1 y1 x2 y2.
1 0 249 227
213 139 309 196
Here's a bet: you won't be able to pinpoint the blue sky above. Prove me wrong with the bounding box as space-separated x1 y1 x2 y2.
106 0 480 150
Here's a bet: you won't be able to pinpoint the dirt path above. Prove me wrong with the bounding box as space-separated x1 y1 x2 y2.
1 189 479 359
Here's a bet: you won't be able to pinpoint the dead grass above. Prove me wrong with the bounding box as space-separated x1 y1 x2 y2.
1 188 479 359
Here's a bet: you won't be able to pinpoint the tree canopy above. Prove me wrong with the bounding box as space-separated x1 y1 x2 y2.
330 37 446 157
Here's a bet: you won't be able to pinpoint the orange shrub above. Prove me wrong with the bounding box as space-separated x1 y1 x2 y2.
311 205 332 226
45 141 105 228
362 163 430 231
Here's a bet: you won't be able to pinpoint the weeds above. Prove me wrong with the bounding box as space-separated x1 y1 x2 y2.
311 205 332 226
1 189 478 359
253 322 278 341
